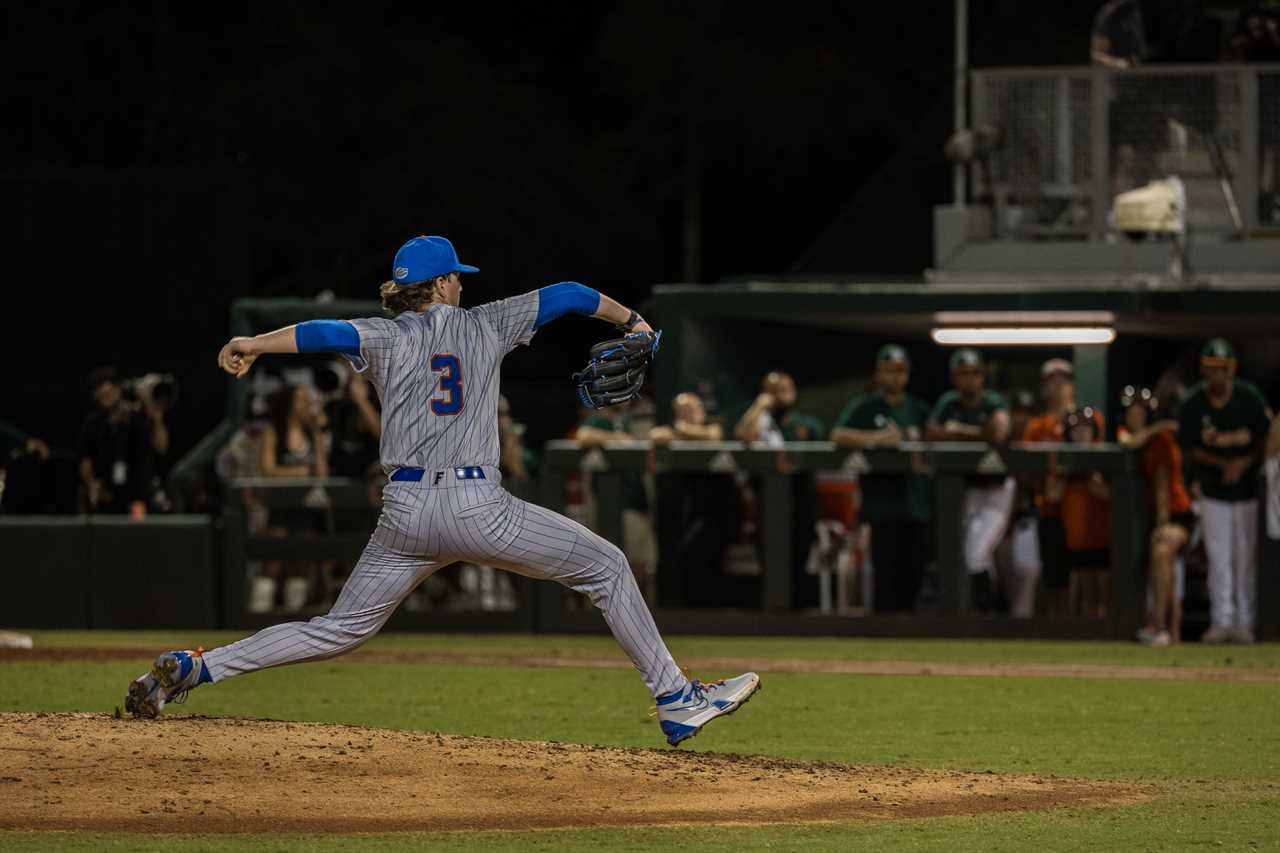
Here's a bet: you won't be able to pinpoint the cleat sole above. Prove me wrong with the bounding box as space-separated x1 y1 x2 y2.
125 679 159 719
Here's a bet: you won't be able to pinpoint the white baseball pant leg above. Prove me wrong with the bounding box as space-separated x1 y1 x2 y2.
1006 516 1042 618
1232 498 1259 631
1200 497 1258 630
962 477 1017 575
204 479 687 699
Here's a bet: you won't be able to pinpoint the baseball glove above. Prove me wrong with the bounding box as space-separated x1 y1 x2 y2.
573 330 661 409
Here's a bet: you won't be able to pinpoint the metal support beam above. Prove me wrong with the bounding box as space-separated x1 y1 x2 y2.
1073 344 1109 425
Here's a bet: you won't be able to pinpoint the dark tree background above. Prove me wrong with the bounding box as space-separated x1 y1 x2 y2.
1 2 1095 454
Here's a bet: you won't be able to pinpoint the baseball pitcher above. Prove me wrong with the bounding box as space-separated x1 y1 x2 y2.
125 235 759 746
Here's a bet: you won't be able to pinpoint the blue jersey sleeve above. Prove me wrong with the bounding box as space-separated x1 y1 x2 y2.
534 282 599 329
295 320 361 356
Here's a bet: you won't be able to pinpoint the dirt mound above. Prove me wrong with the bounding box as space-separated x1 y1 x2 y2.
0 712 1145 833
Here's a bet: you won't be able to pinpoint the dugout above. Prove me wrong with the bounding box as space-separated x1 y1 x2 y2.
156 282 1280 640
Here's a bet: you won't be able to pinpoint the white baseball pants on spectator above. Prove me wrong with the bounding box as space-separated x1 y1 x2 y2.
1200 496 1258 630
1004 515 1042 617
962 477 1017 575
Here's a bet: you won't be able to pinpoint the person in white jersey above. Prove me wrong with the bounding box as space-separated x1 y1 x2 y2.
125 235 760 746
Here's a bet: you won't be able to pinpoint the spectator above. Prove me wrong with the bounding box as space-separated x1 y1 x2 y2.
1022 359 1079 615
1229 4 1280 60
254 383 332 612
1179 338 1272 643
830 345 932 613
650 392 724 446
1231 6 1280 224
1092 0 1150 68
77 366 155 518
498 395 538 483
326 364 381 479
1266 410 1280 544
1059 406 1112 619
734 371 825 444
576 401 657 596
1119 385 1193 646
1 419 49 465
735 370 823 608
650 392 740 607
261 384 330 479
926 349 1013 611
998 388 1042 617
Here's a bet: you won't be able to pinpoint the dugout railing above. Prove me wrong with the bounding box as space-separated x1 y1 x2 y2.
536 441 1151 640
208 444 1280 640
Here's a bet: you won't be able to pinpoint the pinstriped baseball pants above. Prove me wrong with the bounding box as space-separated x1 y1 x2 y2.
202 477 687 698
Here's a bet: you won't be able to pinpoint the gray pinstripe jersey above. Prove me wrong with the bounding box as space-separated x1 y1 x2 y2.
346 291 540 473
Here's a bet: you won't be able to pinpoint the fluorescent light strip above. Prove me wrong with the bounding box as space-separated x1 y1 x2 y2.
931 327 1117 346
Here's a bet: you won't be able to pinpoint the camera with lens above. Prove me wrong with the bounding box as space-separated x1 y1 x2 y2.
122 373 179 412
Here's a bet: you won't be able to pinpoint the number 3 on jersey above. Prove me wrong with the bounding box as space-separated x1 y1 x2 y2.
430 354 463 415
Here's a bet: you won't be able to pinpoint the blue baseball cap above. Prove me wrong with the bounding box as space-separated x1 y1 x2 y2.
391 236 479 285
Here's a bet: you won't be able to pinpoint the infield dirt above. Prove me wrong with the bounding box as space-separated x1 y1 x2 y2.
0 712 1147 833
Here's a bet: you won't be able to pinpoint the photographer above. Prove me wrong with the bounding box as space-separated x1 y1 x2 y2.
77 366 155 518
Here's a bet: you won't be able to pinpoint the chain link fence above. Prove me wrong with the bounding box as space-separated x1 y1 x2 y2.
971 64 1280 239
1261 71 1280 225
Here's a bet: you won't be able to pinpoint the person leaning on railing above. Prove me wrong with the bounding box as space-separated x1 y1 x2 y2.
649 392 738 607
1058 406 1111 621
926 349 1013 613
1022 359 1079 617
253 383 332 613
830 345 932 613
1118 385 1192 647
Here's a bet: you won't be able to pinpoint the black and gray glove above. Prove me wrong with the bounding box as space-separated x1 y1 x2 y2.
572 330 661 409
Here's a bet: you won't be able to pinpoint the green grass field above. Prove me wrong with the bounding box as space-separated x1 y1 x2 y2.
3 631 1278 852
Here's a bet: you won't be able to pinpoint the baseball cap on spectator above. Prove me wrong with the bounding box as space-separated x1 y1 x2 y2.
1200 337 1236 366
1040 358 1074 381
876 344 910 364
392 236 479 285
949 348 983 371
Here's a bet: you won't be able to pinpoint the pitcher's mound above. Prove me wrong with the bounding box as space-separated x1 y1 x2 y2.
0 713 1145 832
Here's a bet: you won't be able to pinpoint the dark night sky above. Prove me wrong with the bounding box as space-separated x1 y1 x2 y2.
2 2 1096 455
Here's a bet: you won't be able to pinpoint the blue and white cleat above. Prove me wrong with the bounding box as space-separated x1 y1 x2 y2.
656 672 761 746
124 648 208 719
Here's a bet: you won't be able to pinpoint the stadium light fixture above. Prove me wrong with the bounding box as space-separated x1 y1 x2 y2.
930 327 1117 346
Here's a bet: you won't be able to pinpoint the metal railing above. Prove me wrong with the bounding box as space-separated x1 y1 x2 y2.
969 64 1280 240
540 440 1150 638
208 446 1279 640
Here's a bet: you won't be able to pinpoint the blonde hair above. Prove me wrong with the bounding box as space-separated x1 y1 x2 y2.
379 277 445 314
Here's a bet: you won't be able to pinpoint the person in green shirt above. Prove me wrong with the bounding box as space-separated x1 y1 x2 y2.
1178 338 1273 643
927 348 1014 612
831 344 932 612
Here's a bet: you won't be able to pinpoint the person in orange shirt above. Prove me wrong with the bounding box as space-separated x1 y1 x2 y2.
1022 359 1078 615
1059 406 1111 619
1118 385 1194 646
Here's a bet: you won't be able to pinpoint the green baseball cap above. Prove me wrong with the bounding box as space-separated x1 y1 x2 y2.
949 348 984 371
876 344 910 364
1201 337 1236 364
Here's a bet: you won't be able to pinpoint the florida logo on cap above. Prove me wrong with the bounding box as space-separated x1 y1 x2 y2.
391 236 480 285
